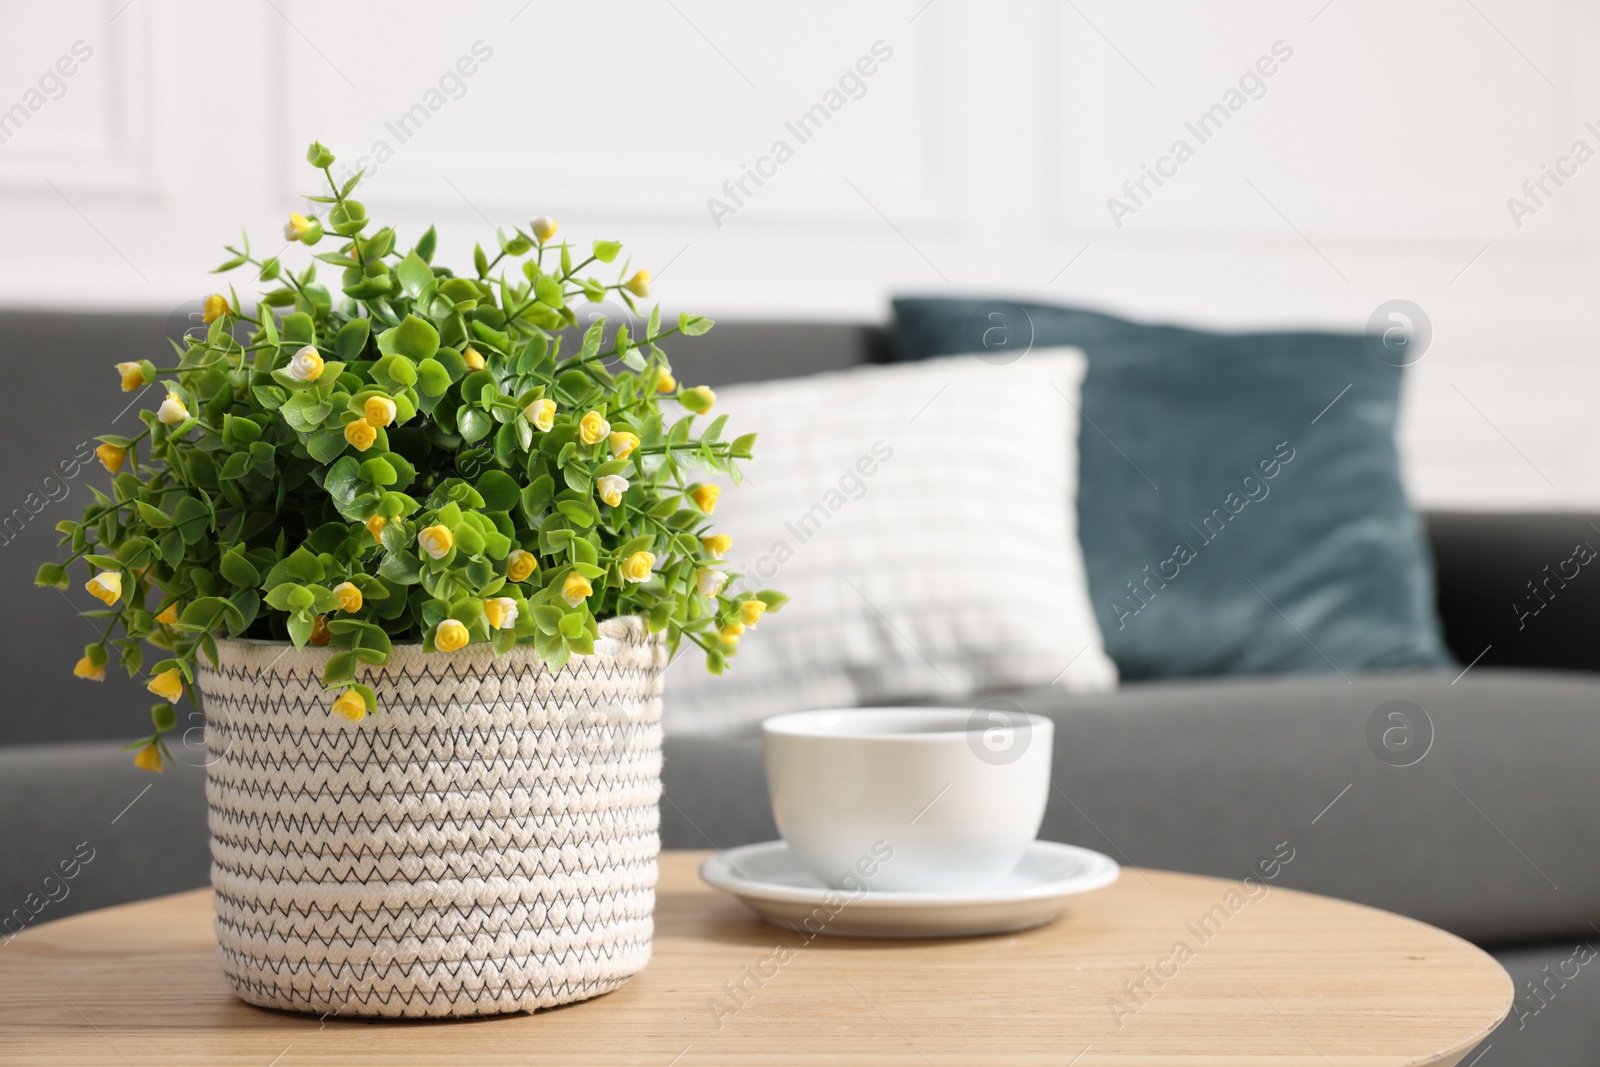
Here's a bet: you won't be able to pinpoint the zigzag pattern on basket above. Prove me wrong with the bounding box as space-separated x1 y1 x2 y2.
215 889 655 947
197 617 668 1018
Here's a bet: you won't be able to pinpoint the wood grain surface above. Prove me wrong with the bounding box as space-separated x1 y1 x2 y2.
0 851 1511 1065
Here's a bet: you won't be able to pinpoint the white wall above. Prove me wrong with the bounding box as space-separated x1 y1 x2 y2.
1 0 1595 509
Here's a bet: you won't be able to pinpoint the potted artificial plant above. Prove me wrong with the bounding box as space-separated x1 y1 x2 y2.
38 141 782 1017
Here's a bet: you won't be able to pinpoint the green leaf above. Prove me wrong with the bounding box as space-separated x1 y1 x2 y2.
325 456 362 505
558 500 596 527
476 470 519 512
286 610 314 648
359 457 399 486
151 703 177 731
379 549 422 585
34 562 68 589
397 251 433 300
520 475 554 522
335 317 371 361
393 315 440 361
136 501 175 528
454 523 486 556
225 589 260 635
416 357 451 397
249 441 277 476
371 354 418 390
281 312 315 345
678 312 714 336
619 534 655 558
280 394 332 432
458 407 492 443
593 239 622 263
285 547 326 583
176 597 229 633
307 430 347 464
562 463 592 496
494 421 518 467
220 548 260 587
323 650 356 685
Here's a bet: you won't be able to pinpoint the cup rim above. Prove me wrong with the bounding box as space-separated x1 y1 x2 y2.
762 706 1053 742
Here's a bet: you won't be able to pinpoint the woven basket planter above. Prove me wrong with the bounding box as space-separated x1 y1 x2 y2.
195 616 666 1018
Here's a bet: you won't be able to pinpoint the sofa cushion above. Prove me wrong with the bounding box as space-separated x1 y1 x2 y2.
661 350 1117 734
889 297 1455 682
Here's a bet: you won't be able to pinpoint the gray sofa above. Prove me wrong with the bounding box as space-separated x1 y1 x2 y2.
3 312 1596 1061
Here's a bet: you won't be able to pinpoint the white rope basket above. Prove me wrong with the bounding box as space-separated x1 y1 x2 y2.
196 616 666 1018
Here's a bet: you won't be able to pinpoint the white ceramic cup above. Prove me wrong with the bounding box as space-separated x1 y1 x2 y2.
762 707 1053 893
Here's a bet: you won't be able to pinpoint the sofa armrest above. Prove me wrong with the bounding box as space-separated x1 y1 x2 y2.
1010 668 1600 946
0 743 209 937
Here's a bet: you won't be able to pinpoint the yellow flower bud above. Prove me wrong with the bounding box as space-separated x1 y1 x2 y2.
720 621 745 645
680 385 716 413
596 474 629 508
579 410 611 445
697 568 727 598
86 571 122 606
622 550 655 583
623 270 651 298
525 398 556 432
417 524 454 560
701 534 732 558
344 418 377 451
507 549 537 583
654 367 677 394
331 689 366 721
435 618 470 652
740 599 767 627
132 743 164 774
484 597 519 630
287 345 324 382
333 581 362 613
157 393 189 425
147 668 184 702
202 293 230 324
366 514 387 543
73 655 105 682
608 430 640 460
309 614 331 646
115 361 146 392
461 345 486 371
690 484 720 514
363 395 397 427
95 443 127 474
530 216 559 242
561 571 593 607
155 603 179 625
284 213 311 241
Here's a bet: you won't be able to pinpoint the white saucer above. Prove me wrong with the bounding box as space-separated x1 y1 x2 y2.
699 840 1119 939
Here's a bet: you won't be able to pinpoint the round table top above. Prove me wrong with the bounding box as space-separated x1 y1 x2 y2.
0 851 1510 1066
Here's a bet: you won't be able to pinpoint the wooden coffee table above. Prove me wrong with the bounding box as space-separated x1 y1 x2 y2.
0 851 1510 1065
